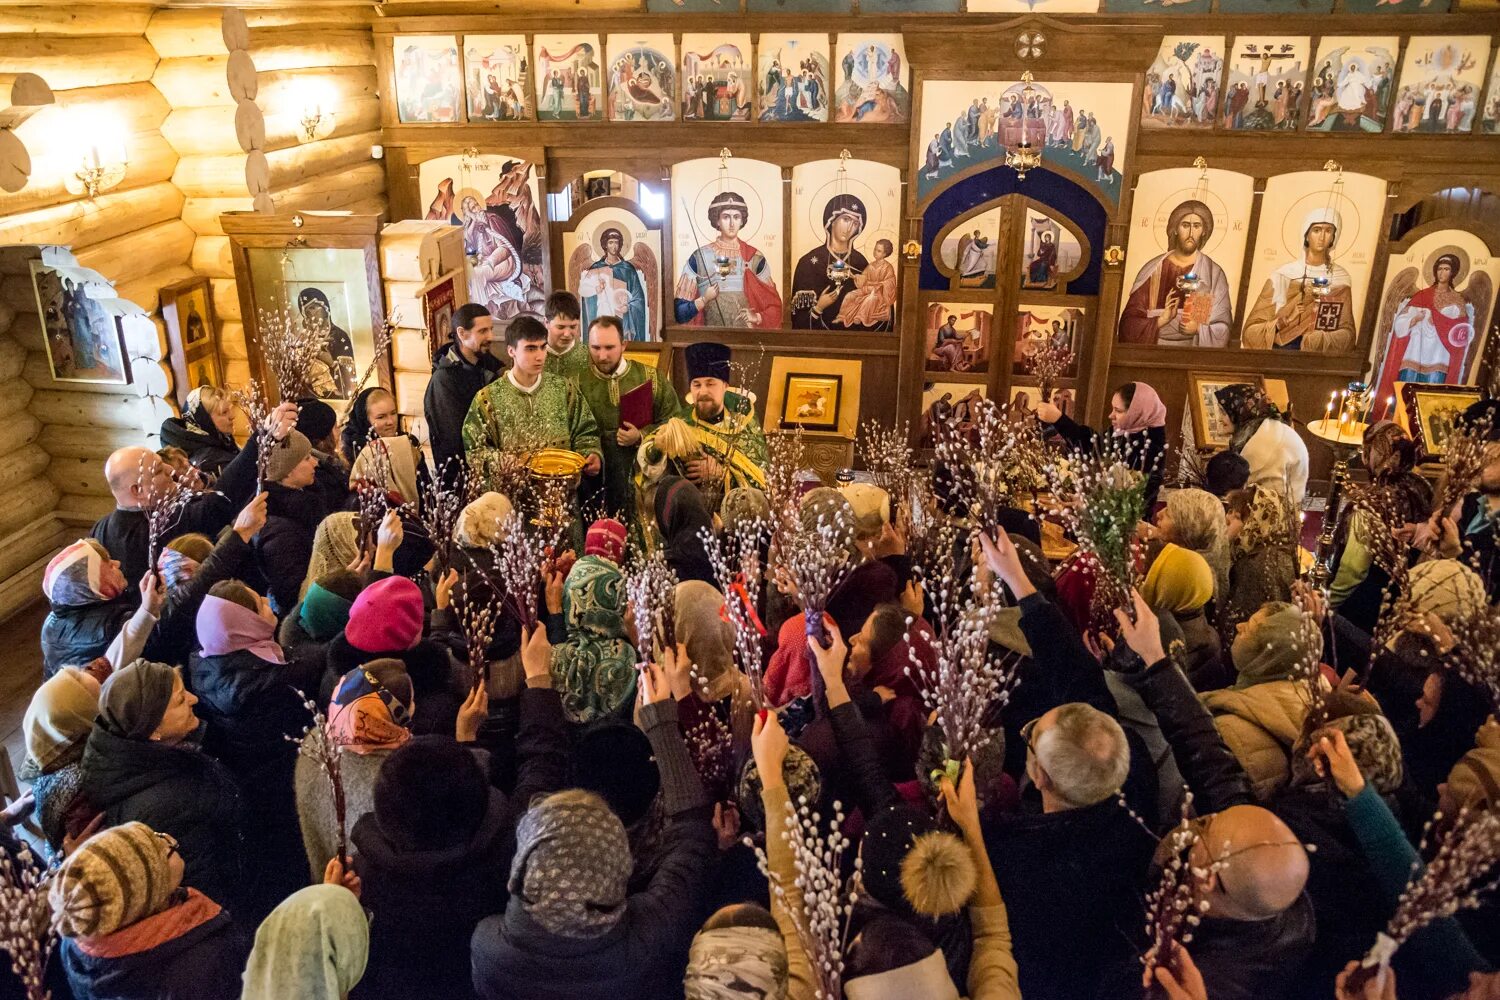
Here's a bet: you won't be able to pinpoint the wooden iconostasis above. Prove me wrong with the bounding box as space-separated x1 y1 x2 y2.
372 11 1500 481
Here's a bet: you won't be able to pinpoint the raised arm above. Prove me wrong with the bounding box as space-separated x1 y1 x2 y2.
815 621 898 816
510 625 570 806
753 711 816 1000
941 763 1021 1000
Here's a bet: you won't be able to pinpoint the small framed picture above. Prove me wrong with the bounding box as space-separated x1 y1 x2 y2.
32 261 133 386
780 372 843 431
1403 382 1484 461
161 276 221 408
1188 371 1265 450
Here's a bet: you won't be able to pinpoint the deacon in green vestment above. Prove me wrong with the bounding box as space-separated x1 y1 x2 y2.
542 290 590 383
638 342 768 509
576 316 682 523
461 316 602 492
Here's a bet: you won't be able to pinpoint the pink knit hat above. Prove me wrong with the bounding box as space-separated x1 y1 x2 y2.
345 576 424 652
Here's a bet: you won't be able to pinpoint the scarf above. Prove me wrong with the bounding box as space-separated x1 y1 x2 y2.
1163 488 1230 598
1408 559 1487 625
351 436 420 506
655 476 717 585
339 386 381 465
1113 381 1167 436
684 926 789 1000
455 492 514 548
185 389 236 452
1230 602 1312 688
298 582 353 642
1291 713 1404 795
1236 486 1293 555
73 890 222 960
43 539 121 607
195 595 285 664
549 556 638 723
155 547 199 598
97 659 177 741
242 885 369 1000
23 667 101 775
510 794 633 938
326 666 412 754
675 581 738 702
1142 543 1215 614
301 512 359 600
1217 383 1280 454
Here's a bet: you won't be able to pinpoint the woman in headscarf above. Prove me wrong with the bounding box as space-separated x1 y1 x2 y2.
51 821 248 1000
158 385 239 478
549 554 638 724
1199 601 1321 799
41 538 138 676
242 883 368 1000
1036 381 1168 508
346 387 431 510
655 476 718 585
1139 542 1226 690
19 664 106 851
1220 485 1301 639
675 580 755 773
1214 382 1309 505
1148 487 1231 609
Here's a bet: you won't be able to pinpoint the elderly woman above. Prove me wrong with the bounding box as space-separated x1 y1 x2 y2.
19 665 106 851
159 385 239 477
1215 383 1309 505
242 884 368 1000
1221 485 1301 640
1140 542 1226 691
1148 487 1231 608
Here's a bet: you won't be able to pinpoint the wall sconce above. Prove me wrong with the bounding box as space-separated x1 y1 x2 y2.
292 79 337 143
62 110 127 198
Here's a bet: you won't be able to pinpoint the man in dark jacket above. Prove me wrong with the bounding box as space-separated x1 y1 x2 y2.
425 303 500 485
92 401 298 587
353 627 569 1000
254 431 329 616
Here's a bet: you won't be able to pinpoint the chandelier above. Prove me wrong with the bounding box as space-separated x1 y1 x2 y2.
1006 72 1043 180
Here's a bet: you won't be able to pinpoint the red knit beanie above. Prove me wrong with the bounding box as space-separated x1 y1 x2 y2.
584 518 628 566
346 576 424 652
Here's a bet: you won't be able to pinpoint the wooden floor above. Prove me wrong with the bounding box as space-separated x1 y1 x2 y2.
0 600 47 791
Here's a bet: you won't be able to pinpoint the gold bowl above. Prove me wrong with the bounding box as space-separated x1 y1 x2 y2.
526 448 587 478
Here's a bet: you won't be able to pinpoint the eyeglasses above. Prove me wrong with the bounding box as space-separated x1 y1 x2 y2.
1020 716 1041 752
152 831 180 859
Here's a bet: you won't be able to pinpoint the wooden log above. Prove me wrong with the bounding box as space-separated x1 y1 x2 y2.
161 105 245 158
223 357 251 388
0 129 28 194
0 181 183 251
0 333 24 381
151 55 233 109
0 8 154 37
261 96 378 155
256 66 376 113
222 9 249 53
211 278 240 321
0 245 43 278
0 131 176 219
0 300 14 335
235 99 265 153
56 492 116 526
146 8 232 59
29 389 149 429
0 37 158 91
0 412 40 457
0 443 49 492
268 161 383 213
0 516 66 587
219 321 246 361
8 312 40 351
114 264 195 316
252 192 273 214
181 196 254 236
391 328 430 372
243 8 370 30
39 423 142 461
172 152 250 199
120 312 161 362
227 50 257 102
190 235 233 278
0 559 51 625
394 370 428 418
340 194 388 222
21 81 170 140
0 276 39 315
75 220 195 289
129 358 170 399
49 456 114 498
245 149 269 195
244 30 373 73
0 478 62 540
265 130 378 193
0 72 52 130
0 376 33 418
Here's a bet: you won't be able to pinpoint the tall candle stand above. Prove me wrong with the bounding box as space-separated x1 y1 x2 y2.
1306 382 1373 587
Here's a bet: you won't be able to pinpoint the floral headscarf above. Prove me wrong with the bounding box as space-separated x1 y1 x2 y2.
1235 485 1295 555
42 540 121 607
1216 383 1280 453
1164 488 1230 603
549 555 638 723
326 661 413 755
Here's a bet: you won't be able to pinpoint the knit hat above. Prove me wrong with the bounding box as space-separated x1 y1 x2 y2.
97 659 179 741
22 667 101 774
859 804 942 914
294 397 338 443
374 736 492 852
1293 713 1405 795
737 746 822 833
264 430 313 484
50 821 178 938
1141 544 1215 614
43 539 121 607
1409 559 1488 626
299 582 354 642
584 518 628 565
454 492 514 549
721 487 770 532
685 926 789 1000
510 791 633 938
345 576 424 652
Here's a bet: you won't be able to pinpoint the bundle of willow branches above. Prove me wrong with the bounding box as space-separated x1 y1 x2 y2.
625 547 679 665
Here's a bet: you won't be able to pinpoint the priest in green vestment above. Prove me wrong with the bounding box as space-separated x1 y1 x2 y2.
542 290 589 383
638 342 768 505
576 315 682 523
461 315 602 492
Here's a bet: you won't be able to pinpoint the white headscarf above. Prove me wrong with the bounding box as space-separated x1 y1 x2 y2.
242 885 368 1000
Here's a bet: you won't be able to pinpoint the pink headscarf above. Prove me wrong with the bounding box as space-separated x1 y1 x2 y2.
1113 382 1167 436
195 594 285 664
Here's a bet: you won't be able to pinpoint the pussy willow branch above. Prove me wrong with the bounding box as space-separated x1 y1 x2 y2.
702 518 770 709
288 698 347 866
625 547 678 664
0 840 55 1000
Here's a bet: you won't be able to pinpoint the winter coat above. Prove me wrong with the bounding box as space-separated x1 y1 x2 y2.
1221 546 1299 639
1173 608 1230 691
159 415 240 478
425 341 501 482
276 603 336 679
353 689 570 1000
1049 413 1167 510
58 895 247 1000
255 484 331 616
324 635 466 738
79 727 244 909
470 699 716 1000
1200 679 1309 800
144 532 253 667
189 646 318 920
297 746 389 882
42 596 134 678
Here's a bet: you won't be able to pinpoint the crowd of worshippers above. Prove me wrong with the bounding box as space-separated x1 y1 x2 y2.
4 283 1499 1000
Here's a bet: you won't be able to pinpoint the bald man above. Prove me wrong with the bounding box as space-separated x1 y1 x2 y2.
90 402 297 587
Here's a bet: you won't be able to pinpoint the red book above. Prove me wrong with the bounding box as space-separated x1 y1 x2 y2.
619 380 654 429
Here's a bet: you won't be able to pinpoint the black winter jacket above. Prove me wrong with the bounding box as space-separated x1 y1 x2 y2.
424 341 501 483
41 596 134 677
80 727 244 909
255 483 329 616
58 901 247 1000
143 532 253 667
158 416 239 478
1048 413 1168 509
